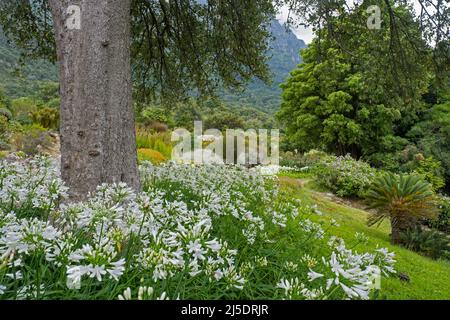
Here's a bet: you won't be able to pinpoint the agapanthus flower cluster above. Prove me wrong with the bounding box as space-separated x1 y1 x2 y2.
140 162 297 244
0 157 67 215
0 157 396 300
277 236 396 300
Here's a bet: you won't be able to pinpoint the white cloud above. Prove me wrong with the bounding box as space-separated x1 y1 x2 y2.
276 7 315 44
276 1 429 44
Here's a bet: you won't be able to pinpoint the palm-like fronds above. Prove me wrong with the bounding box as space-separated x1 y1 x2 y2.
366 173 438 228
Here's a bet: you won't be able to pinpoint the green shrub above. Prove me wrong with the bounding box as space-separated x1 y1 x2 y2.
407 101 450 193
304 149 328 163
0 115 22 150
429 196 450 233
204 111 244 131
316 155 377 198
400 227 450 260
413 157 446 191
280 149 328 170
46 98 61 109
30 107 59 129
35 82 59 103
0 115 8 138
11 97 38 125
0 107 12 120
280 152 306 168
138 106 174 129
0 87 11 110
0 140 10 151
0 115 13 150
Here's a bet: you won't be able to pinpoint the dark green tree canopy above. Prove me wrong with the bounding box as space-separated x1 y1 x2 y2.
277 1 434 158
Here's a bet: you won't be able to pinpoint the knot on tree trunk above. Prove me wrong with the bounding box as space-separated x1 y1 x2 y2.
88 150 101 157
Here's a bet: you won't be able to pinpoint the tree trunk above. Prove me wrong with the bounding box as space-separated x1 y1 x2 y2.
390 213 417 245
49 0 139 201
390 222 405 245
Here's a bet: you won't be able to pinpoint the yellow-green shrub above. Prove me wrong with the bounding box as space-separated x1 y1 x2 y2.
30 107 59 129
11 98 38 124
136 128 172 159
10 124 53 155
137 148 166 165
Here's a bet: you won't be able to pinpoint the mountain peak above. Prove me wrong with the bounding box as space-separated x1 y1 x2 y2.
220 19 307 113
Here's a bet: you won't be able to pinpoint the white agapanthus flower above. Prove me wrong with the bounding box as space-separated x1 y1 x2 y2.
0 157 396 300
308 270 324 282
0 284 6 295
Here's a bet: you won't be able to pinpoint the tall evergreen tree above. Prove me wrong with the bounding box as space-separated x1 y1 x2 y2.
278 2 433 160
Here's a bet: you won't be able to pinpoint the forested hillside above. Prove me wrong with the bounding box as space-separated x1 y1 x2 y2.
219 20 307 113
0 20 305 113
0 31 57 98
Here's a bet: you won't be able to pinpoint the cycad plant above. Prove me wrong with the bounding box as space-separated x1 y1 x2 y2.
366 173 438 245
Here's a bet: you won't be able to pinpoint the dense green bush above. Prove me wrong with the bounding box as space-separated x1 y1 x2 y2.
429 196 450 233
0 115 23 151
315 155 378 198
138 106 174 129
407 100 450 192
400 227 449 260
280 150 329 173
0 114 8 133
413 157 446 192
0 87 11 110
10 97 37 125
0 115 9 148
0 140 9 152
45 98 60 109
29 107 59 129
34 82 59 104
0 107 12 120
280 152 308 169
204 110 244 131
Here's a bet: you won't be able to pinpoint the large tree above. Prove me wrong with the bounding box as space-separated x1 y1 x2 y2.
0 0 276 200
278 1 447 160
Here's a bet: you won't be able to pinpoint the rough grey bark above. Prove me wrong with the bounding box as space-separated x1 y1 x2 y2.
49 0 139 201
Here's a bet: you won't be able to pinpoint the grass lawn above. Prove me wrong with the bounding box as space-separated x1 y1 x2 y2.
279 174 450 300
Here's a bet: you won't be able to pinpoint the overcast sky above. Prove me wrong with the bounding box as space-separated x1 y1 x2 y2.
276 1 426 44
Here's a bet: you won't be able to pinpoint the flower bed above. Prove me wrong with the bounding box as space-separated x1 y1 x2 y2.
0 158 395 300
